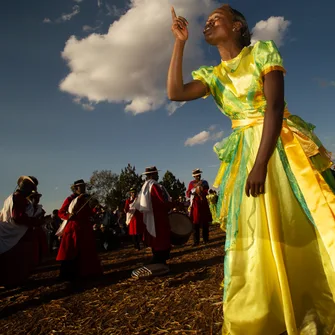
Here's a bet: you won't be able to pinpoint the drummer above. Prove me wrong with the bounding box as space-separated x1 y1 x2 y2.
135 166 172 266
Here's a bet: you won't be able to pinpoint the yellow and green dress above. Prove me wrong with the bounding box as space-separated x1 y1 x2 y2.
206 193 219 224
192 40 335 335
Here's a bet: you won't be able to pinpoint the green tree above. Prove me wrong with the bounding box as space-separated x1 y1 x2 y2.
161 170 186 200
108 164 143 210
87 170 118 208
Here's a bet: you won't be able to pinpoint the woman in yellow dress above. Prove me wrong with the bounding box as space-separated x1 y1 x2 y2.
167 4 335 335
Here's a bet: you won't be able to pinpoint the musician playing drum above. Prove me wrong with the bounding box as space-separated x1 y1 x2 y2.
56 179 103 281
135 167 172 267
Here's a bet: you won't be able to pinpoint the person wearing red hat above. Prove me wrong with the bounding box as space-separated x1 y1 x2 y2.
135 167 172 267
124 187 144 250
56 179 102 281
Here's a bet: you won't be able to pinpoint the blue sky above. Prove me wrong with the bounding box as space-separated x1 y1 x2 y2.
1 0 334 213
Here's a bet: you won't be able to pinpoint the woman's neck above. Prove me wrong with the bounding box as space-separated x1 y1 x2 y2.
217 40 242 61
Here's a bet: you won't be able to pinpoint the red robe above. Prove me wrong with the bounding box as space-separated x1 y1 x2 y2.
56 194 102 277
0 192 38 287
144 184 172 251
186 179 209 198
190 193 212 227
124 198 144 236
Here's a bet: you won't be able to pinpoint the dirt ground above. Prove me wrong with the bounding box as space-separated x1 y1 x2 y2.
0 225 225 335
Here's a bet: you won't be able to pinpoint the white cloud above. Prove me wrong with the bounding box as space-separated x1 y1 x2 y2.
59 0 220 114
106 3 125 17
59 1 290 113
74 0 83 3
57 5 80 22
211 130 224 141
98 0 102 8
43 18 51 23
251 16 291 47
185 131 211 147
166 102 186 115
73 97 95 111
315 78 335 88
82 23 101 32
184 127 224 147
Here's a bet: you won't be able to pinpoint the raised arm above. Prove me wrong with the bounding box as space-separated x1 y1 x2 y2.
245 70 285 197
167 7 207 101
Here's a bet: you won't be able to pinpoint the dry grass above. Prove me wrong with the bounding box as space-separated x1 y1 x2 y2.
0 225 225 335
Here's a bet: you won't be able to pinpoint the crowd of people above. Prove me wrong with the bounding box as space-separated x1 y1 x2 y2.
0 167 217 287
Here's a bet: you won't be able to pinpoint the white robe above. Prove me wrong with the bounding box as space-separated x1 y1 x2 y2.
0 194 34 254
135 180 171 238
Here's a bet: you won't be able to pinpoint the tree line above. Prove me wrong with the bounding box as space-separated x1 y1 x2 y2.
87 164 186 210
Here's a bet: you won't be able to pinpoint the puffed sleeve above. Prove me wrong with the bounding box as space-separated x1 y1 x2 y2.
191 65 214 98
253 40 286 77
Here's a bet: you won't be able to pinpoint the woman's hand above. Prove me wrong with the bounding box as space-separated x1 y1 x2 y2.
245 164 267 197
171 7 188 41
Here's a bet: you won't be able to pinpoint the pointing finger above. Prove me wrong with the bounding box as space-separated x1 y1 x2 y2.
171 6 177 20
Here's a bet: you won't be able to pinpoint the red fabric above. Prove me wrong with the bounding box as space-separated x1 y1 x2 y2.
124 198 144 235
190 193 212 227
186 180 209 198
144 184 171 251
12 192 38 227
186 180 197 198
0 192 38 287
56 194 102 277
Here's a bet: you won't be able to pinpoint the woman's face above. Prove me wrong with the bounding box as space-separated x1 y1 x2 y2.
203 7 235 45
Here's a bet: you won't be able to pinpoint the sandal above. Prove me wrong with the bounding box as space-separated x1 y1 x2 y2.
131 263 170 279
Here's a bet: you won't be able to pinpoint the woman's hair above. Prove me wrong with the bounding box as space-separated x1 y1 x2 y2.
222 5 252 47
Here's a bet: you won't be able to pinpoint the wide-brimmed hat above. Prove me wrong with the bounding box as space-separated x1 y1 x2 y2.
192 168 203 177
142 166 160 175
73 179 86 186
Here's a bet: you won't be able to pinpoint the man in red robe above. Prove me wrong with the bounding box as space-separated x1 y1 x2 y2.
124 187 144 250
57 179 102 281
190 185 212 246
186 168 209 198
135 167 172 265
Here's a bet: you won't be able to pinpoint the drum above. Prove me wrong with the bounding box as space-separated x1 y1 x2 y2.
169 212 193 246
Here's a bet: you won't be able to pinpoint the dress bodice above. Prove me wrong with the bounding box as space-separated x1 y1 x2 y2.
192 40 286 121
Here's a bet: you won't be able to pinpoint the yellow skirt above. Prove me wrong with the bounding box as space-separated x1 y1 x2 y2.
214 118 335 335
